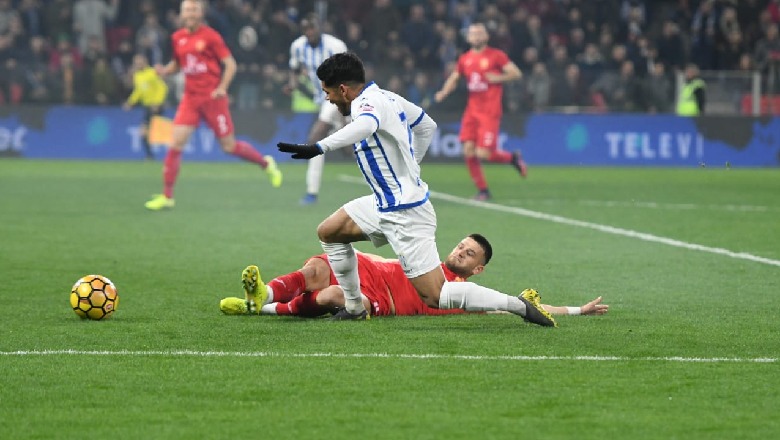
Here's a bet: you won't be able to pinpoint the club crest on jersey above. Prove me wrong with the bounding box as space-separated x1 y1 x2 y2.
195 40 206 51
359 103 374 112
480 58 489 69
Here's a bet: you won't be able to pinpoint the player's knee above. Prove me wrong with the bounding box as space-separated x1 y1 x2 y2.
316 220 338 242
475 148 491 160
219 139 235 153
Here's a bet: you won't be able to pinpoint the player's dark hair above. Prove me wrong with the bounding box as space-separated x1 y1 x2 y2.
468 233 492 265
316 52 366 88
301 13 320 29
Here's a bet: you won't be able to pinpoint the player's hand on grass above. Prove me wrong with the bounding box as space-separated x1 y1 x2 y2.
211 87 227 99
581 296 609 315
277 142 323 160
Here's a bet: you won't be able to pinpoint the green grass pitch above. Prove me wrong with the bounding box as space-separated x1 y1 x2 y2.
1 159 778 439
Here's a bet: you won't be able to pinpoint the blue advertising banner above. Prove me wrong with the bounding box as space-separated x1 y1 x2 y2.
2 106 779 167
0 106 315 161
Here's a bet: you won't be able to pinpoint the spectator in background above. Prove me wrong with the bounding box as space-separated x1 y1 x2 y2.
73 0 120 53
364 0 402 59
343 21 371 64
82 35 106 71
656 20 686 71
547 45 570 82
402 4 439 69
90 57 117 104
18 0 44 37
578 43 605 88
646 62 673 113
0 57 24 104
438 24 460 68
135 14 168 62
755 23 780 92
111 39 135 92
45 0 75 44
0 14 26 61
526 61 551 111
568 27 587 59
517 46 539 74
740 0 766 47
407 71 435 108
257 63 288 110
718 29 747 70
49 36 83 71
551 63 588 109
0 0 17 37
51 52 84 104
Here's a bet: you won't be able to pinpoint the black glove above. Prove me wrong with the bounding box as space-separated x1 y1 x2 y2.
276 142 323 160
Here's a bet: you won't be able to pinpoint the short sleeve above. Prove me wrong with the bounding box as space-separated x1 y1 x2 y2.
289 40 300 69
210 30 232 60
495 49 510 68
456 54 465 75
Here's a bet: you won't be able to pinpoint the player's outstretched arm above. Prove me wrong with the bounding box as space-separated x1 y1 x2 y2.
155 60 179 77
434 70 460 103
277 115 377 159
542 296 609 316
486 61 523 84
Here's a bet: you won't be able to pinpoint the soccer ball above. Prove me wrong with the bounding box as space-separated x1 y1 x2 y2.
70 275 119 320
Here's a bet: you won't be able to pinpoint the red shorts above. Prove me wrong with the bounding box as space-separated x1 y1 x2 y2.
459 111 500 149
306 254 394 317
173 94 234 137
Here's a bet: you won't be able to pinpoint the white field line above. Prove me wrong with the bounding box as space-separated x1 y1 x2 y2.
0 350 775 363
507 198 776 213
337 175 780 268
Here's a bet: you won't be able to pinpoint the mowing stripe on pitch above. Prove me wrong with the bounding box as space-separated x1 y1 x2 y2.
0 350 775 363
338 175 780 268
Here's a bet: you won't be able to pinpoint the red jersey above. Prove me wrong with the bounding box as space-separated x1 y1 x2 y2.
171 25 231 97
456 47 510 117
377 261 467 316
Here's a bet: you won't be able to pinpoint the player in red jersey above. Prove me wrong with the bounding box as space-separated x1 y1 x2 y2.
435 23 527 201
219 234 608 319
144 0 282 210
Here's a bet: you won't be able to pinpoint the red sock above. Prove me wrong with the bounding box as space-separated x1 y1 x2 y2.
267 271 307 303
231 140 268 168
488 150 512 163
163 149 182 198
275 291 326 317
465 156 488 191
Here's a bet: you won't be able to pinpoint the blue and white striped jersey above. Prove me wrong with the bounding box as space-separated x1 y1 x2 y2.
289 34 347 104
317 82 437 212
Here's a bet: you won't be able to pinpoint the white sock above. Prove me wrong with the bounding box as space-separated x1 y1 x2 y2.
306 154 325 195
260 303 278 315
320 241 364 314
438 281 527 316
265 285 274 304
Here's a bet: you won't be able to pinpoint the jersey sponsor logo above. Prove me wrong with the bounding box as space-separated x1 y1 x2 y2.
359 103 375 112
182 53 208 75
467 72 488 92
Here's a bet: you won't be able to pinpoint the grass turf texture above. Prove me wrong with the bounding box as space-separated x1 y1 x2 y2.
1 159 778 439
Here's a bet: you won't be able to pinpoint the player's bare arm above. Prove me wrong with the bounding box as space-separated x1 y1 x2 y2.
485 61 522 83
542 296 609 316
434 70 461 103
155 60 179 77
212 55 237 99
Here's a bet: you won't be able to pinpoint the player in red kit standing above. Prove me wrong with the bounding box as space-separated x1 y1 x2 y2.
145 0 282 210
434 23 526 201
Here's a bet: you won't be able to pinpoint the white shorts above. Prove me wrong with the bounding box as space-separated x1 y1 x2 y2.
318 102 346 130
343 195 440 278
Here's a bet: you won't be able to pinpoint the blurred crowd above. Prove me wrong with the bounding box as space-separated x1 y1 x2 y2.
1 0 780 113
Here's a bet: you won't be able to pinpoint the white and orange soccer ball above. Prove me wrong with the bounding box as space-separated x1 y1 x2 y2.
70 275 119 320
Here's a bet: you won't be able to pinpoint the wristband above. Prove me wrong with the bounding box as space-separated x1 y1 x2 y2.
566 306 582 316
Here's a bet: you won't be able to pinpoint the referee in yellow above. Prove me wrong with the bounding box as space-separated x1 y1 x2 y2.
123 53 169 159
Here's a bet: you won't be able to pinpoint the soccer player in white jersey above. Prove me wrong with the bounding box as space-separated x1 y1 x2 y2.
288 14 348 205
277 52 555 326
